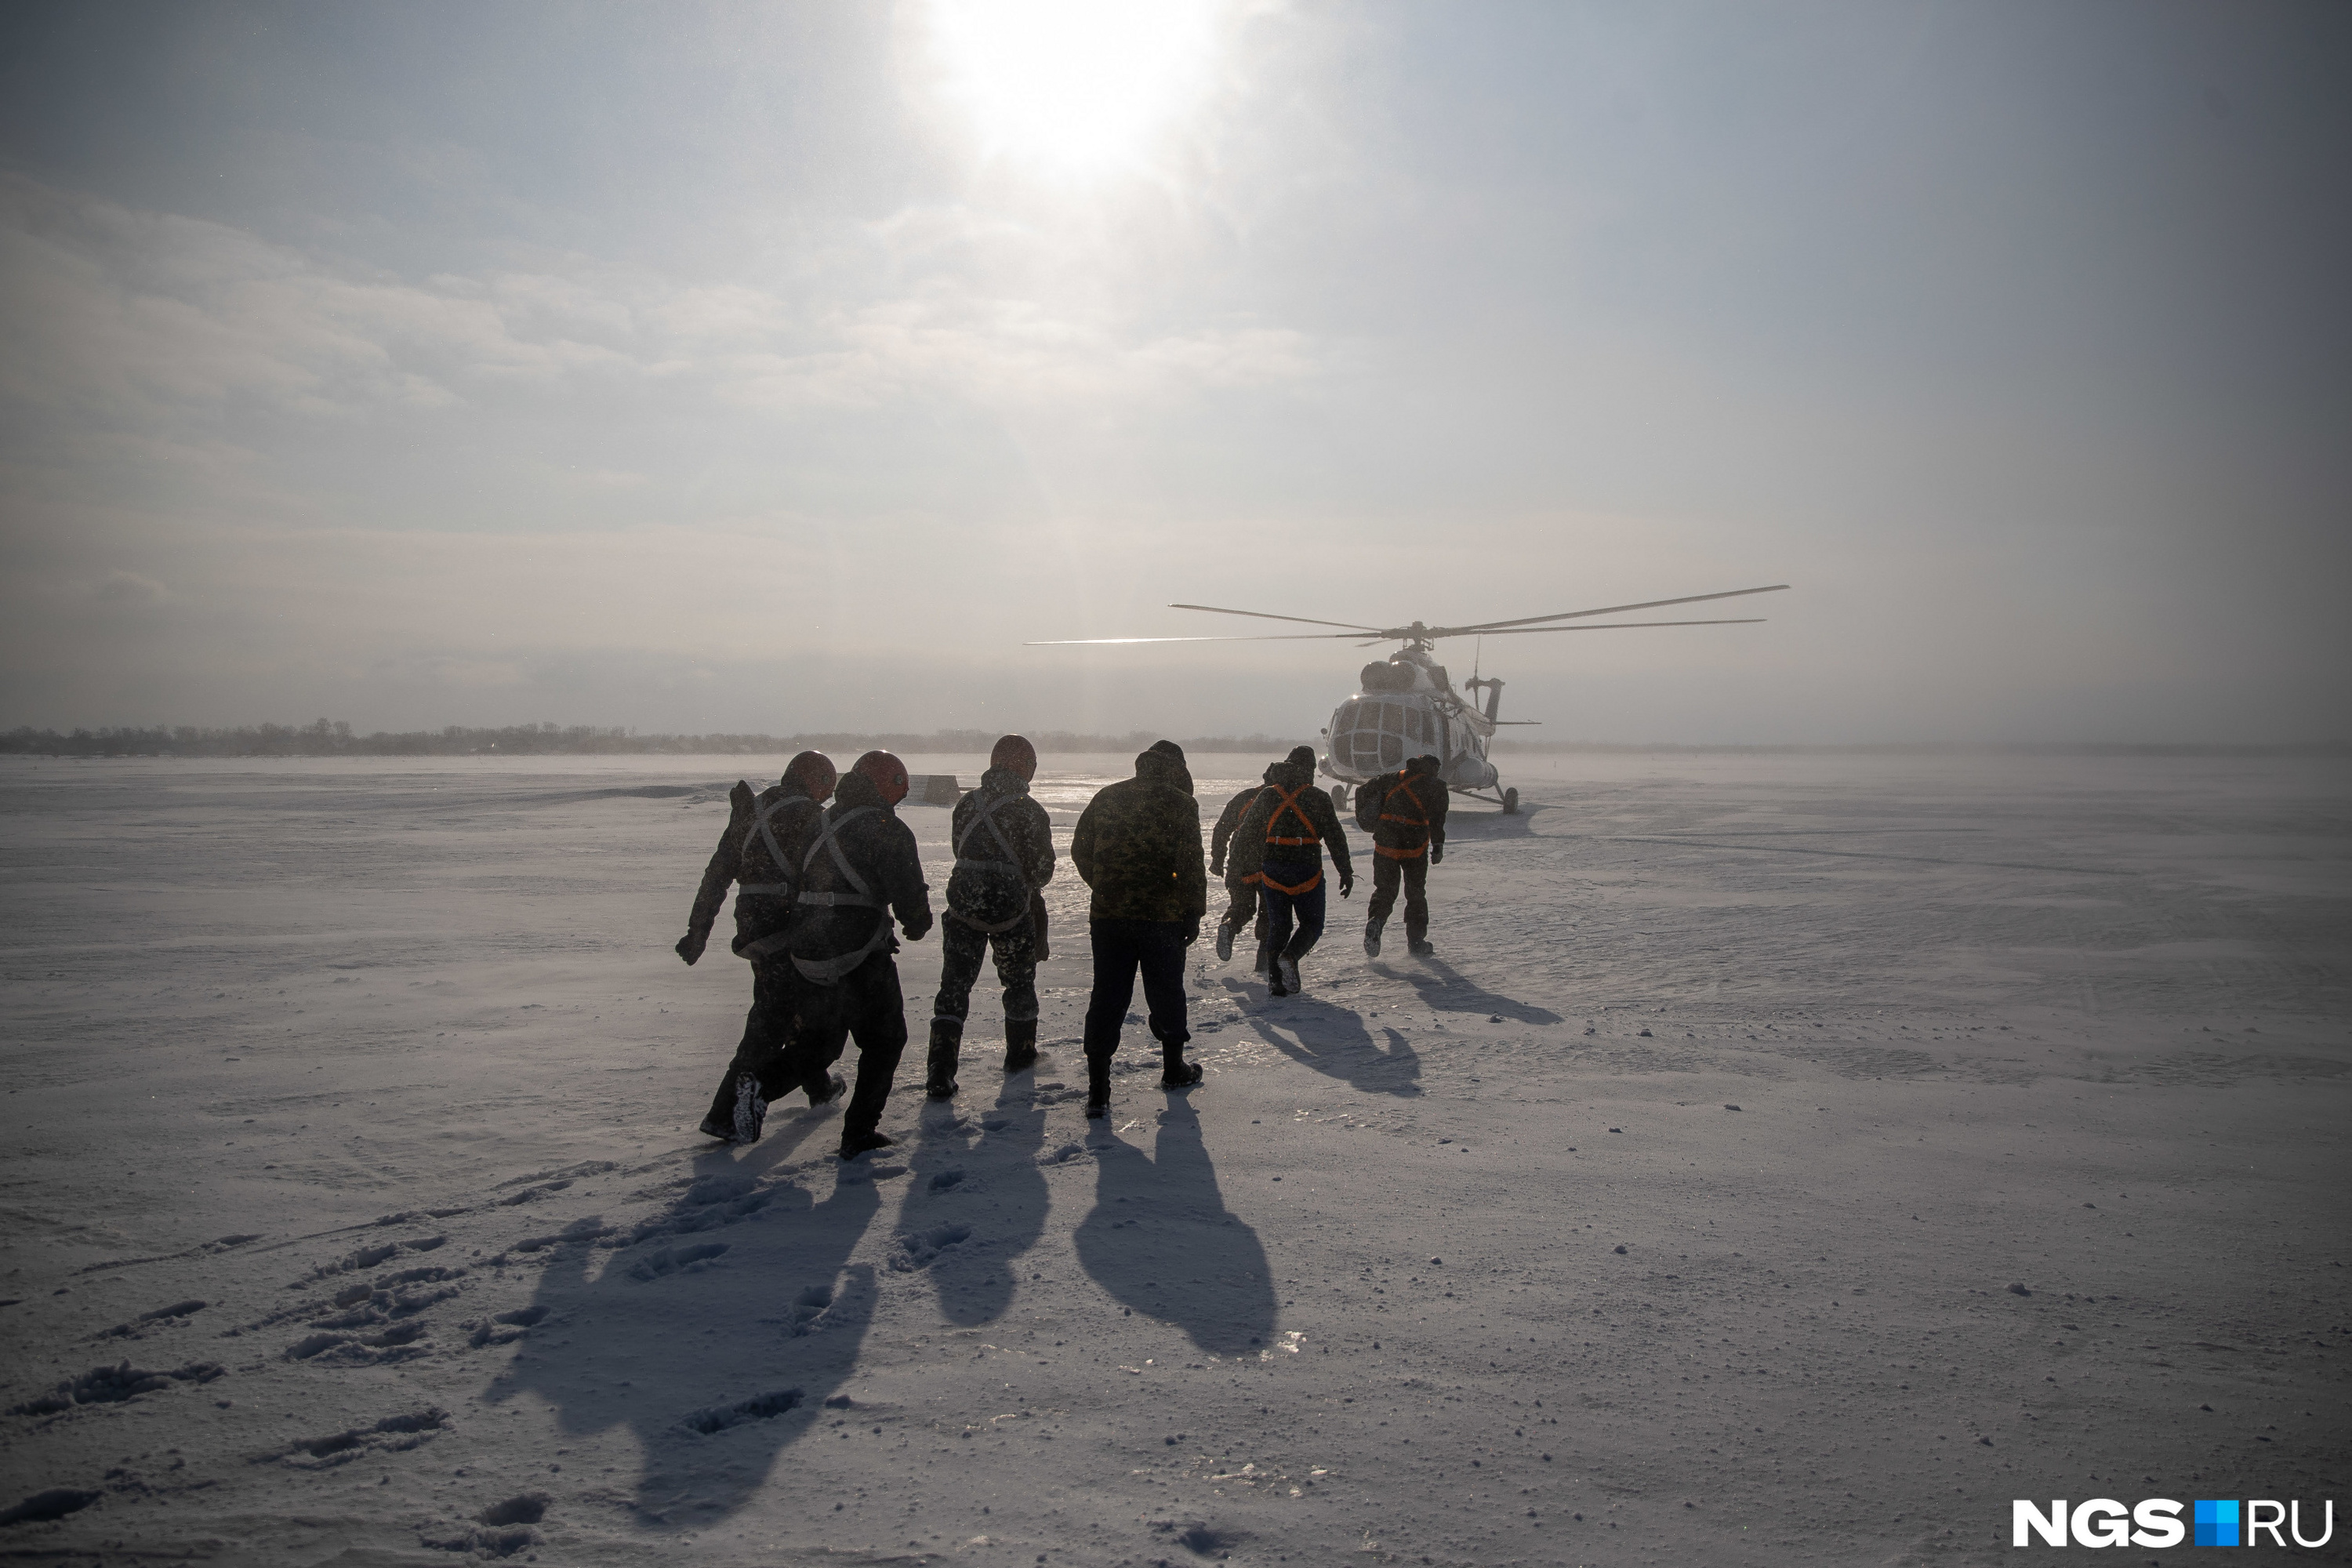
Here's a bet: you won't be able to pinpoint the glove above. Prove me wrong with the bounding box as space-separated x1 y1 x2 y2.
1429 845 1443 866
902 910 935 942
674 932 706 966
1338 873 1355 900
1181 918 1200 947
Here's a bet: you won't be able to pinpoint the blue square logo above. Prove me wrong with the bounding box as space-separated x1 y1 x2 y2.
2195 1499 2240 1548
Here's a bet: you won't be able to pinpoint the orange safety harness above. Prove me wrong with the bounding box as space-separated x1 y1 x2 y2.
1259 785 1323 895
1375 776 1432 860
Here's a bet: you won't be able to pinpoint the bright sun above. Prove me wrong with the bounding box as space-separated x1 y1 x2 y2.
921 0 1226 176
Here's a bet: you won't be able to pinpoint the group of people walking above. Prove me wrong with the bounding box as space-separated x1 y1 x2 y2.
676 735 1452 1157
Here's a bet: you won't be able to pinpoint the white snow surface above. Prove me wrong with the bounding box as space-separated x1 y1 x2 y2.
2 750 2347 1565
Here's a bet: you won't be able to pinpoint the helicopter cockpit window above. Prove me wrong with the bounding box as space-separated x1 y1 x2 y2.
1405 706 1426 742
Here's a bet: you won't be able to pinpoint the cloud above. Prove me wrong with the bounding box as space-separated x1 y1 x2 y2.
0 173 1325 436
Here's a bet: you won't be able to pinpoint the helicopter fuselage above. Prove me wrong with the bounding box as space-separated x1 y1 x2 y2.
1319 648 1501 794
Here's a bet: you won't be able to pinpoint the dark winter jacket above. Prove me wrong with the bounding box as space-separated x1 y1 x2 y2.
1210 767 1280 877
784 771 933 982
1071 746 1207 924
1236 761 1352 884
680 776 830 960
1356 762 1449 858
946 765 1056 930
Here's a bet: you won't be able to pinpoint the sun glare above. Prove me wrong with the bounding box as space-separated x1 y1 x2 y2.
922 0 1226 176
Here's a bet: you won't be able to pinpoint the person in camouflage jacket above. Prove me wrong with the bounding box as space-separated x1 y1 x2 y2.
1210 762 1282 971
1070 740 1207 1115
1356 751 1449 957
927 735 1057 1097
1235 746 1354 995
676 751 841 1144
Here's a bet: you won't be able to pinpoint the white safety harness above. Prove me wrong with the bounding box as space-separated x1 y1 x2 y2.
731 793 821 963
788 807 894 985
947 791 1034 935
733 792 820 901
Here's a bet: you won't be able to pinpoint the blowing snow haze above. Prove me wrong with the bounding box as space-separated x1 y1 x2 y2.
2 1 2347 744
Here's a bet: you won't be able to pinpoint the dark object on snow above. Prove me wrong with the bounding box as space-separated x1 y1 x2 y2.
1212 764 1281 960
1 1488 101 1526
840 1129 895 1161
2008 1283 2031 1296
476 1493 550 1526
777 768 935 1146
1240 756 1354 982
1613 1244 1628 1254
1073 746 1207 1112
688 763 840 1137
930 762 1055 1091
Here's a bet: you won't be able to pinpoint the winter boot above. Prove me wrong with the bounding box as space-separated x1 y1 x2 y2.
1406 928 1435 956
698 1112 733 1142
804 1070 846 1107
731 1072 768 1145
1214 922 1235 963
1002 1018 1039 1074
1276 953 1302 995
1252 942 1271 978
1084 1054 1112 1119
1363 917 1385 958
839 1129 896 1160
1160 1040 1203 1091
924 1018 962 1099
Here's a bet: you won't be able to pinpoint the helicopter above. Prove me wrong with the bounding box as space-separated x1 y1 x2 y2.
1031 583 1789 813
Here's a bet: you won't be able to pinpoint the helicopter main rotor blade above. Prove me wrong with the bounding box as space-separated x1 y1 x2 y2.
1464 617 1769 635
1427 583 1789 637
1167 603 1387 633
1023 632 1377 645
1027 617 1767 645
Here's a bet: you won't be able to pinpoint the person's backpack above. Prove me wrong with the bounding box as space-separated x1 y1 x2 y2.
1354 778 1383 836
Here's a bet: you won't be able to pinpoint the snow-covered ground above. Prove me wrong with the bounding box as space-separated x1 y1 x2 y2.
2 750 2346 1565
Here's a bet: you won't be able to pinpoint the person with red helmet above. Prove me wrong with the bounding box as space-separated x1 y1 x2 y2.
677 750 843 1143
926 734 1057 1098
782 749 934 1160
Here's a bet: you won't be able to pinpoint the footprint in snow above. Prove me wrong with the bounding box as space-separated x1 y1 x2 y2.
626 1243 729 1282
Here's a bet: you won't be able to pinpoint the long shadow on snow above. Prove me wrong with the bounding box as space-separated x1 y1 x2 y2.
1376 956 1562 1026
1075 1097 1276 1356
894 1073 1052 1326
481 1105 880 1529
1236 988 1423 1098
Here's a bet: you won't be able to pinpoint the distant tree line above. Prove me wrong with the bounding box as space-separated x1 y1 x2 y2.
0 720 1316 759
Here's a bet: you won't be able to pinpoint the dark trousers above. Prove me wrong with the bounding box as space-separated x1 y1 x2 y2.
931 913 1040 1032
1367 853 1429 938
1217 873 1265 936
704 958 826 1127
1259 860 1327 960
1081 919 1190 1061
789 953 908 1139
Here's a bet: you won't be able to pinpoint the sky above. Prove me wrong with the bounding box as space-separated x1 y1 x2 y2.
2 0 2347 744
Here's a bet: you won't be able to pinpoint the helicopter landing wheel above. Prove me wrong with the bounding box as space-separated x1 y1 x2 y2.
1331 783 1348 811
1501 786 1519 815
